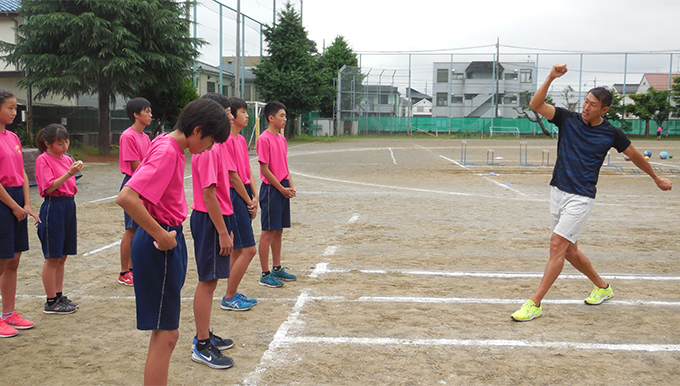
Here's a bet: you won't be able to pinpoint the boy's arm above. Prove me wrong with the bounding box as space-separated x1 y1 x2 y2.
229 170 252 206
260 162 295 198
623 145 672 191
202 184 233 256
130 160 140 173
248 171 258 218
116 186 177 251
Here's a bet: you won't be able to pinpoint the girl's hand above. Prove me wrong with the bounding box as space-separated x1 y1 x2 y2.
69 160 84 176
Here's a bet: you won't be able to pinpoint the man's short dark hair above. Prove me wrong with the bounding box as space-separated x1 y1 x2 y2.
175 98 230 143
264 101 286 121
200 93 230 109
229 97 248 114
125 97 151 123
588 87 613 108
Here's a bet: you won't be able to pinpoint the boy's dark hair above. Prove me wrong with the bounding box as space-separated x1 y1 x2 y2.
229 97 248 116
36 123 69 154
588 87 613 108
0 89 14 106
263 101 286 121
200 93 230 109
175 99 230 143
125 97 151 123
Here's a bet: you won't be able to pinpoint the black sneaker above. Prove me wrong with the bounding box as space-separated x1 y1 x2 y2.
192 331 234 350
59 295 79 309
191 342 234 369
44 300 77 314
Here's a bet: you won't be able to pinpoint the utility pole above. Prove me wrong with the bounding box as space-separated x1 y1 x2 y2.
235 0 241 98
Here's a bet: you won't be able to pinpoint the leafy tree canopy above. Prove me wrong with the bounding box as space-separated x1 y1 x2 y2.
629 87 671 138
318 36 362 118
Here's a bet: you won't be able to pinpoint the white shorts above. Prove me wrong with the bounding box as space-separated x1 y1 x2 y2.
550 186 594 244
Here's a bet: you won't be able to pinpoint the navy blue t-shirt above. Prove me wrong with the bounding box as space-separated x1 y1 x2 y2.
549 107 631 198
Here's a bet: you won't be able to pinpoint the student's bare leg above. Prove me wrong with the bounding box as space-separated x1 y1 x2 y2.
120 228 135 272
226 246 256 299
259 230 273 272
55 256 67 294
42 257 61 298
0 253 21 313
270 230 283 268
144 329 179 386
194 279 218 340
529 233 571 306
564 242 607 288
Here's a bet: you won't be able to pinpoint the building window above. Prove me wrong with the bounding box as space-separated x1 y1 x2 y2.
503 94 518 104
417 106 423 112
244 85 251 100
436 93 448 107
437 69 448 83
505 72 518 81
207 81 215 93
451 96 463 104
520 69 532 83
222 85 229 96
464 94 476 100
380 94 389 104
452 73 464 80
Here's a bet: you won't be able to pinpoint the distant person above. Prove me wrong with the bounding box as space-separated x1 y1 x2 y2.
35 124 83 314
0 89 39 337
257 101 297 288
222 97 258 309
116 98 229 385
117 97 152 287
189 92 236 370
511 64 672 322
657 126 663 140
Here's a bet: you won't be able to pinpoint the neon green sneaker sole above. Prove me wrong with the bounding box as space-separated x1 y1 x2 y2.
584 284 614 305
511 299 542 322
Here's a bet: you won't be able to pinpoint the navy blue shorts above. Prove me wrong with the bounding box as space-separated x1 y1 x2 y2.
0 186 29 259
120 174 139 230
260 179 291 231
190 210 232 282
230 185 256 250
131 224 187 331
37 196 77 258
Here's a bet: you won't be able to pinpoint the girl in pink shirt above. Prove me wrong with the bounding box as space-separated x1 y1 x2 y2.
35 124 83 314
0 90 39 337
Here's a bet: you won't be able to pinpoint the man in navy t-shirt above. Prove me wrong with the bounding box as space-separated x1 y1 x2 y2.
511 63 672 322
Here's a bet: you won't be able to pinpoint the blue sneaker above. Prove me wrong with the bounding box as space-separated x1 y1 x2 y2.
191 342 233 369
260 273 284 288
271 267 297 281
220 294 254 311
237 293 257 306
192 331 234 350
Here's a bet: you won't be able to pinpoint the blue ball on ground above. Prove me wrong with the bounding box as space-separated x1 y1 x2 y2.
643 150 652 157
660 151 668 159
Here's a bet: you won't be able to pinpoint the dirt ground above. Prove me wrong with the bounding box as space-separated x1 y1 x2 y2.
2 137 680 385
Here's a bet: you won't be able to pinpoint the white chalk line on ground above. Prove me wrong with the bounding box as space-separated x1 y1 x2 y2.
439 155 469 170
348 213 359 223
481 176 530 197
323 246 338 256
388 147 398 165
308 263 680 281
83 241 121 256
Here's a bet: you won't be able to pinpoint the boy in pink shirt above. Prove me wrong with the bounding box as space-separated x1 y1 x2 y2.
117 97 152 286
188 92 237 369
257 101 297 287
35 124 83 314
116 98 229 385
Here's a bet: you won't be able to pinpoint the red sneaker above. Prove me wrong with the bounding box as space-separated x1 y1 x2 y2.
0 318 18 338
118 270 134 286
3 311 35 330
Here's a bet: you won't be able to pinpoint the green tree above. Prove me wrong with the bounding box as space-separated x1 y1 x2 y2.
514 90 554 137
671 76 680 117
2 0 202 156
136 77 199 139
629 87 671 138
318 36 362 119
253 2 322 139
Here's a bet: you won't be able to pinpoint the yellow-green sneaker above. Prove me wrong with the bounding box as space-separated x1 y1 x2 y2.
584 284 614 305
511 299 542 322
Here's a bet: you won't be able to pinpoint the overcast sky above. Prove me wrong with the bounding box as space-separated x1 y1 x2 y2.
196 0 680 95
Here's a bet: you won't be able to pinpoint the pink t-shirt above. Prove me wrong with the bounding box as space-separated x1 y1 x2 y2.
257 129 289 184
125 134 187 227
191 142 234 216
225 133 251 186
35 152 77 197
0 129 25 187
119 127 151 176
